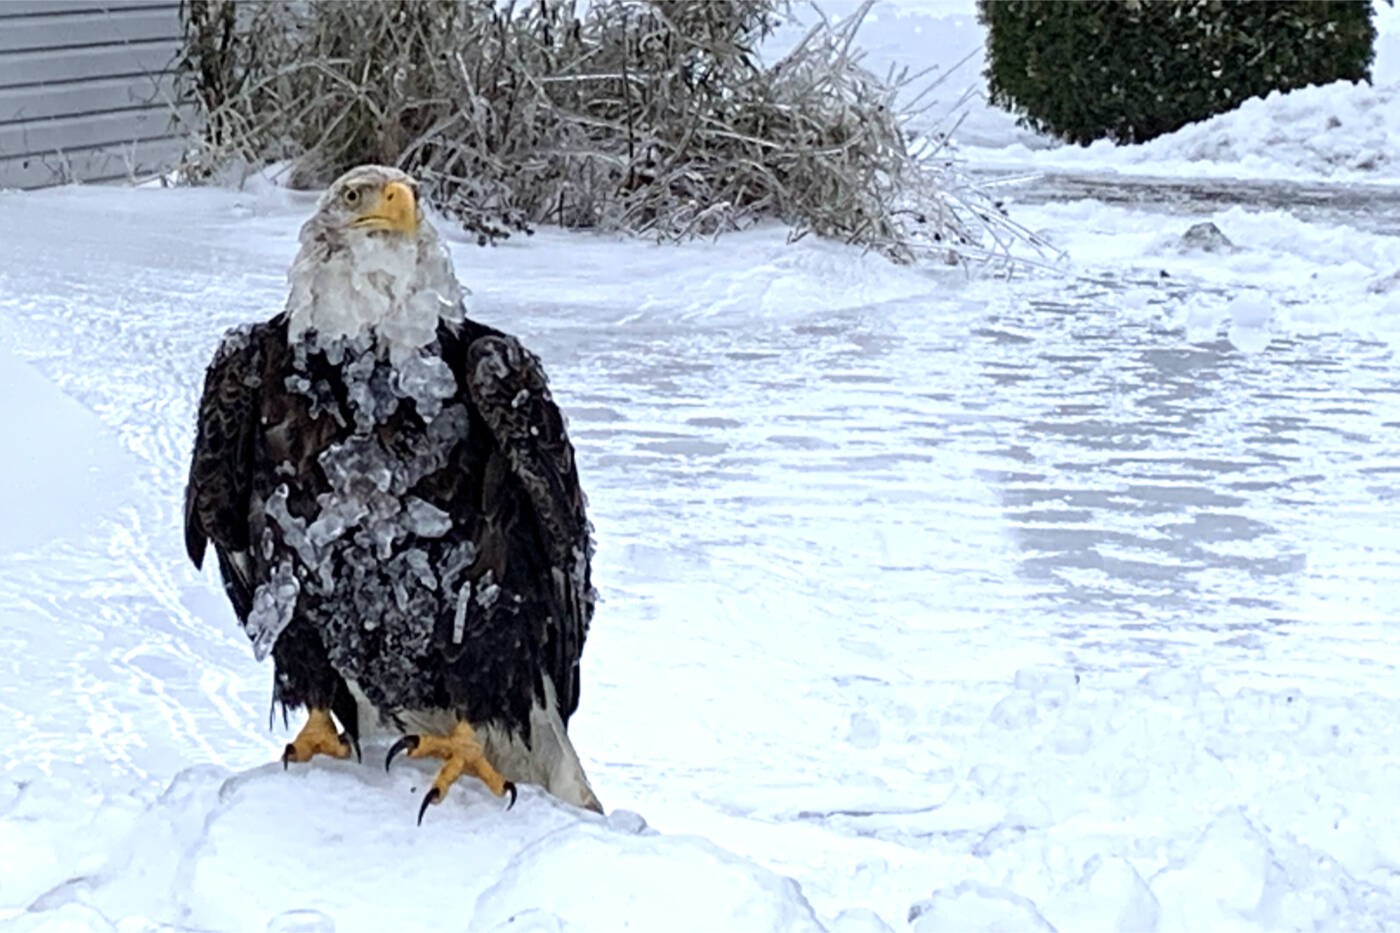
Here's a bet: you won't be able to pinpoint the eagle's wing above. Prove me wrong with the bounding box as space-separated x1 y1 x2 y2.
465 334 594 723
184 324 265 621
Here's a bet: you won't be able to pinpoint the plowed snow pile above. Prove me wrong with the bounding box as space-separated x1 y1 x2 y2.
970 80 1399 182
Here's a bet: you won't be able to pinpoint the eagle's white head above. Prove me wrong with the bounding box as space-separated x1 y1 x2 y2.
286 164 463 361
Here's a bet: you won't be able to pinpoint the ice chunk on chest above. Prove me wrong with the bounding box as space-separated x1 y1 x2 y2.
402 497 452 538
320 435 395 498
392 353 458 421
252 334 472 660
341 344 398 431
290 332 459 428
307 496 369 549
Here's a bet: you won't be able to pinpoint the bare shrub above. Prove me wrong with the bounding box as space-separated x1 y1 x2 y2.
175 0 1052 265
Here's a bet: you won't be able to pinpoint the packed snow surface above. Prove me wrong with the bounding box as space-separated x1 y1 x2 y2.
3 156 1399 933
3 5 1400 929
0 344 140 554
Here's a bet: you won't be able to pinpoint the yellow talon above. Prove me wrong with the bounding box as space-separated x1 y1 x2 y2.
385 720 516 823
282 708 352 767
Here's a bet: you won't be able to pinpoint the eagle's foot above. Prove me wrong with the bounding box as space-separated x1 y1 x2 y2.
282 708 353 769
384 720 516 824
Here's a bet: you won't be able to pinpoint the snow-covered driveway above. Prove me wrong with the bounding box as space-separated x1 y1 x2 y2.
1 178 1398 932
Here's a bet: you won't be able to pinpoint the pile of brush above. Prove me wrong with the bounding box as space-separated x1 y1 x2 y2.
177 0 1045 265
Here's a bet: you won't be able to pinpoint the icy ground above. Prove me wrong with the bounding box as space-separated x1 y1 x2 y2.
2 154 1400 933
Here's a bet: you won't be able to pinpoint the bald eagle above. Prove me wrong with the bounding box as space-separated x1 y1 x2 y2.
184 165 601 820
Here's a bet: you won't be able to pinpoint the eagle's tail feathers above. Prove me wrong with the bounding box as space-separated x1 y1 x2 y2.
480 676 603 814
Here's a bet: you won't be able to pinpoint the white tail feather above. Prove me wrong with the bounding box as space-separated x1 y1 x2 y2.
479 676 603 813
350 676 602 813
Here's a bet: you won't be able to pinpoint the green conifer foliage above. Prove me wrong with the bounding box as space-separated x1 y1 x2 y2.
978 0 1377 145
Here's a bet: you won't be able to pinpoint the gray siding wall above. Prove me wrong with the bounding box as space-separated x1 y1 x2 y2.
0 0 190 189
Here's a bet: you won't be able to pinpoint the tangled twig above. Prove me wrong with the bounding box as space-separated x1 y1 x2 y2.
175 0 1056 268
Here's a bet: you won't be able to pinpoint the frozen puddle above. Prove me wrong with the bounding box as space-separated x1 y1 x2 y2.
1 183 1398 931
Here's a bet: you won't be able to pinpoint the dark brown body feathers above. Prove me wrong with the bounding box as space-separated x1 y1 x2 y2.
184 314 594 742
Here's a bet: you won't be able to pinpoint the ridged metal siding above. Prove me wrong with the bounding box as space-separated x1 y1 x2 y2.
0 0 190 188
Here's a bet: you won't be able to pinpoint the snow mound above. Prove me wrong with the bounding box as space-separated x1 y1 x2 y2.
1110 80 1397 180
2 758 821 933
1047 855 1158 933
474 821 818 932
908 881 1054 932
970 80 1399 183
1151 807 1398 932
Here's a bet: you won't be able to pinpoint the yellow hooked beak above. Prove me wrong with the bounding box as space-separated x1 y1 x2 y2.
352 180 418 234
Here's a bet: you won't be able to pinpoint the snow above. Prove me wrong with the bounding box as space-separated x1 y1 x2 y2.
769 0 1400 184
908 882 1056 933
1003 197 1400 350
0 761 819 933
967 81 1400 183
762 0 1045 151
4 171 1399 930
3 2 1400 930
0 343 141 555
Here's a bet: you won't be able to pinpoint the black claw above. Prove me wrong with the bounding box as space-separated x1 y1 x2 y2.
504 781 517 810
341 731 362 764
282 744 295 770
417 787 441 825
385 734 419 772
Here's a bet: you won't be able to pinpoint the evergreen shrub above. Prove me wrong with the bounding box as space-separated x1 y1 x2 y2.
978 0 1377 145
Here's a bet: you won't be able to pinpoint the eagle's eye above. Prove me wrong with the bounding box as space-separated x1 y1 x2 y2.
343 188 361 206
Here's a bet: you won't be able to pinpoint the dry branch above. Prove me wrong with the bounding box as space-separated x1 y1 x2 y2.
174 0 1054 266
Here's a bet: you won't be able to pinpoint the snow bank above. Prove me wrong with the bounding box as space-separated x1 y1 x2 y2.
6 673 1399 932
909 881 1055 932
753 0 1400 180
971 80 1400 183
0 343 141 554
0 756 821 933
848 0 1400 179
1106 81 1395 179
